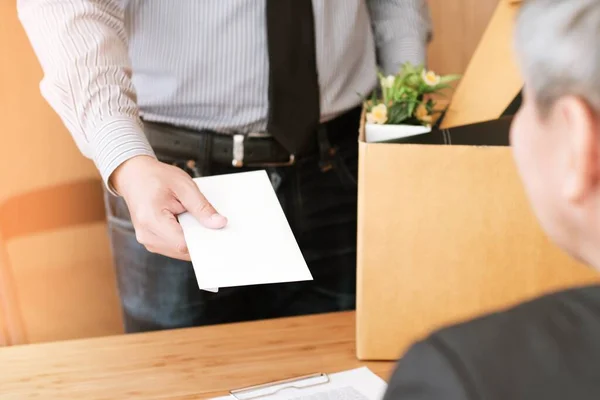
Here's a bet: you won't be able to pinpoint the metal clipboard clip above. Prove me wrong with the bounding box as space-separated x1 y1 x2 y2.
229 373 330 400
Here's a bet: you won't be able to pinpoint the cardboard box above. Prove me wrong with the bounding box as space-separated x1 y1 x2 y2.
356 117 600 361
440 0 522 129
355 0 600 361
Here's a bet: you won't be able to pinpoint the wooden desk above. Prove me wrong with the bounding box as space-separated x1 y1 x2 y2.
0 312 395 399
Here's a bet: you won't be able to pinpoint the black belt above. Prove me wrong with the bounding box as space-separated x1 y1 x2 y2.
143 106 361 167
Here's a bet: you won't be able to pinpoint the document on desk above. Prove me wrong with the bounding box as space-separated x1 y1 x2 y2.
211 367 387 400
178 170 313 292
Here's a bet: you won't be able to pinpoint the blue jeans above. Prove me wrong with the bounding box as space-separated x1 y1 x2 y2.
105 121 359 332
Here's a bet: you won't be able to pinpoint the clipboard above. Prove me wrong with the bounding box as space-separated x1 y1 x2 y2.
229 373 330 400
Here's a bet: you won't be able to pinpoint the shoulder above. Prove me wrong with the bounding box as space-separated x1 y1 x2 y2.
421 284 600 399
433 284 600 353
384 338 472 400
385 285 600 400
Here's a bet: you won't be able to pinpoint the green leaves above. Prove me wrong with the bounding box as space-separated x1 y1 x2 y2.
387 102 411 125
425 98 435 114
365 62 461 126
386 99 420 125
439 74 462 84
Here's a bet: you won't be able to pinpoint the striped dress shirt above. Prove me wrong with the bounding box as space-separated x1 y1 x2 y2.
18 0 431 187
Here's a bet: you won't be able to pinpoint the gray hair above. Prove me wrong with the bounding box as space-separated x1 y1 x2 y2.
515 0 600 115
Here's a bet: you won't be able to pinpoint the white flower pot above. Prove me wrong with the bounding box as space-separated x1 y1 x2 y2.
365 123 431 143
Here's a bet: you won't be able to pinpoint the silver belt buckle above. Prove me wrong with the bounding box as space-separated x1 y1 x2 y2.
232 134 295 167
232 134 245 167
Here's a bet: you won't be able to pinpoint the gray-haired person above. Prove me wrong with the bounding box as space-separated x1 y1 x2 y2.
384 0 600 398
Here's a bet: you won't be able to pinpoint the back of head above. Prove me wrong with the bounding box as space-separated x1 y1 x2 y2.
515 0 600 115
511 0 600 269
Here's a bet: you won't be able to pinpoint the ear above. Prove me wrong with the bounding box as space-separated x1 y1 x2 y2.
560 96 600 203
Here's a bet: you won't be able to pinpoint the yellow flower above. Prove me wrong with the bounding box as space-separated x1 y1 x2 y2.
366 104 388 124
421 69 440 86
380 75 395 89
415 103 432 125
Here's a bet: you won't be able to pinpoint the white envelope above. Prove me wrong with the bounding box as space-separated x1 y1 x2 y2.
178 170 313 292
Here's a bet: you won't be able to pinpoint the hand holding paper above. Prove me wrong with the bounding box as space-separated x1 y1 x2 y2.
111 156 227 261
178 170 313 292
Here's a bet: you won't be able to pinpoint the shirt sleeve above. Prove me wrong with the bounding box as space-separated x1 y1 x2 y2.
17 0 156 192
367 0 433 75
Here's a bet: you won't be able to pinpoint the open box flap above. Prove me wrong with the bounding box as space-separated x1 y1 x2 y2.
440 0 522 128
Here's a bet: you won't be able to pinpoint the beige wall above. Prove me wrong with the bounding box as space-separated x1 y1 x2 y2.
0 4 99 197
428 0 501 76
0 2 123 344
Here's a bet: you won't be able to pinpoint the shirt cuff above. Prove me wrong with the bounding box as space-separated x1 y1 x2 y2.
89 117 156 196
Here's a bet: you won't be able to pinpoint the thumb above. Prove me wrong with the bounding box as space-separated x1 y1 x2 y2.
175 180 228 229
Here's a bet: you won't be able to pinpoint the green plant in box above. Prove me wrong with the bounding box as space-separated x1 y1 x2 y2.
365 62 461 127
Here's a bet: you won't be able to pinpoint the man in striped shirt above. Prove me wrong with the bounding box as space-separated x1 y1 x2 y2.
18 0 431 332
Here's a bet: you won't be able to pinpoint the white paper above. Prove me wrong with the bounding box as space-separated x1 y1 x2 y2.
178 170 313 291
211 367 387 400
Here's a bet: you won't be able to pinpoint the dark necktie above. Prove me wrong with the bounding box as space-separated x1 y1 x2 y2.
266 0 321 155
